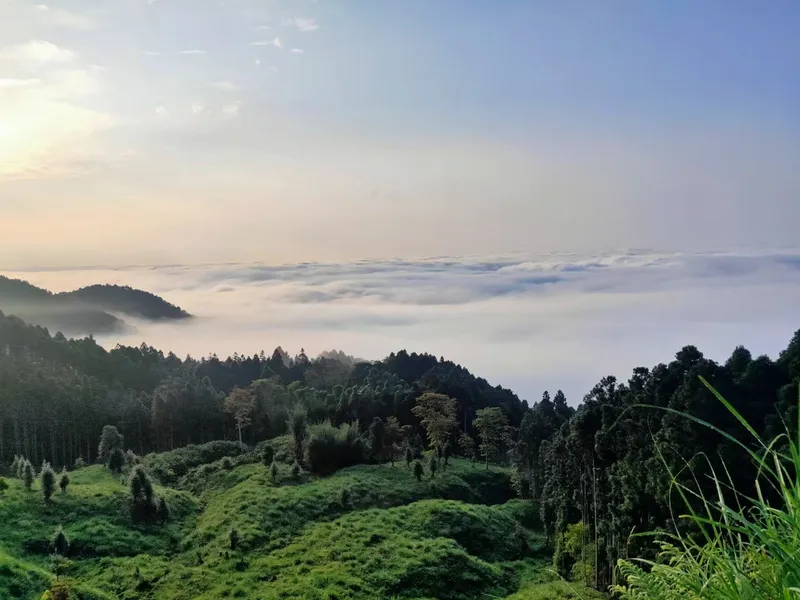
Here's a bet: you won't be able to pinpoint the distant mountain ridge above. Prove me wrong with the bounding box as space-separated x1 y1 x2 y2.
0 276 191 335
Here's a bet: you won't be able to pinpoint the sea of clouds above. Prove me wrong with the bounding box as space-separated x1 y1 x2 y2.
5 249 800 404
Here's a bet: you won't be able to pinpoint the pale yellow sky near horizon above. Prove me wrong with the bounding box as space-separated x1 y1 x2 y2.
1 0 799 269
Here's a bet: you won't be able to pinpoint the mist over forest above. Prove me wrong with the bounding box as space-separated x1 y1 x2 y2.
4 249 798 402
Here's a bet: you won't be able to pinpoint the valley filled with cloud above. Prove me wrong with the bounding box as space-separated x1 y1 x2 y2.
5 248 799 403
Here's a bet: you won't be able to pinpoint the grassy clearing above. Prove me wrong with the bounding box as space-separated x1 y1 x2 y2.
1 449 550 600
187 458 512 556
0 465 196 561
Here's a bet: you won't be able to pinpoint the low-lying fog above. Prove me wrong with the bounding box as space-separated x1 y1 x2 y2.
5 249 800 403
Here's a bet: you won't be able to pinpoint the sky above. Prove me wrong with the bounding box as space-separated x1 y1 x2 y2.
1 2 800 402
1 0 799 268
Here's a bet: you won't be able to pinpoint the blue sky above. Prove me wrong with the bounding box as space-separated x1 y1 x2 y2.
0 0 798 267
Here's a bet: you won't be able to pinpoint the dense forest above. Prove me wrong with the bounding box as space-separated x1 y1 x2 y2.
0 277 190 335
1 306 799 597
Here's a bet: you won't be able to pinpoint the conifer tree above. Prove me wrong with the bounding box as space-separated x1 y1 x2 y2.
23 460 34 491
413 460 424 481
229 527 239 551
41 462 56 502
428 454 438 478
52 526 69 556
59 469 70 494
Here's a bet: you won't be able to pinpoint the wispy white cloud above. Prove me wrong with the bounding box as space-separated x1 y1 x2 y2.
0 78 42 89
0 41 76 65
142 51 161 57
293 18 319 32
254 59 261 66
222 101 242 118
291 48 304 54
250 37 281 49
10 250 800 404
33 5 96 30
177 49 206 55
155 105 169 117
209 81 240 91
191 102 204 115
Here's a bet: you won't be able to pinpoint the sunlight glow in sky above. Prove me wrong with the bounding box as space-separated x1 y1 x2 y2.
1 0 799 268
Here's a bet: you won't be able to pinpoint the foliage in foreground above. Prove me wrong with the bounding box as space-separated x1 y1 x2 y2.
615 380 800 599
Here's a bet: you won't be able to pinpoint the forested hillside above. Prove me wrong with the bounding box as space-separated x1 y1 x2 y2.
1 307 799 598
0 277 190 336
58 285 191 321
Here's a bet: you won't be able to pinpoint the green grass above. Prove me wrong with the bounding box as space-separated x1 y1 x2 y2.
1 452 553 600
0 465 196 561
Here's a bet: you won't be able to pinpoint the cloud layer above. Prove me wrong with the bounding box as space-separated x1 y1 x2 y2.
4 249 800 404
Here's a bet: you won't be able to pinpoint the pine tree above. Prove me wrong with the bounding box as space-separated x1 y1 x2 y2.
52 526 69 556
0 478 8 494
157 497 170 524
229 527 239 551
41 462 56 502
108 447 125 474
129 465 156 522
413 460 424 481
10 455 20 478
428 454 438 478
340 487 351 508
98 425 124 463
59 469 70 494
17 456 26 479
405 446 413 469
291 460 301 479
74 457 85 469
22 460 34 491
261 445 274 467
269 460 279 482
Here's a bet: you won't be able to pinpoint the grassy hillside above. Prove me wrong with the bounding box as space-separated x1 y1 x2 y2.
0 446 598 600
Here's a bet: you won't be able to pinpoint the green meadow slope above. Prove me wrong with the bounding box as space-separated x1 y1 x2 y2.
0 448 601 600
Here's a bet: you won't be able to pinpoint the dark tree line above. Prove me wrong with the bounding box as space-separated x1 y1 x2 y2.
512 332 800 590
0 311 525 470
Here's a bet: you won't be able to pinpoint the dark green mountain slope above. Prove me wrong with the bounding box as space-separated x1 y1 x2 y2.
0 276 191 335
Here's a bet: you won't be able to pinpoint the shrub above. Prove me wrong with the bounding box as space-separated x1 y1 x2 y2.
125 449 139 468
340 487 351 508
157 497 170 525
269 460 279 482
413 460 424 481
229 527 239 551
428 454 438 478
0 477 8 494
405 446 413 468
40 462 56 501
59 469 70 494
74 457 85 469
97 425 124 463
305 420 366 475
287 404 308 462
129 465 157 522
51 526 70 556
10 455 20 477
22 460 34 490
291 461 301 479
142 440 243 484
261 445 274 467
221 456 233 470
108 447 125 474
